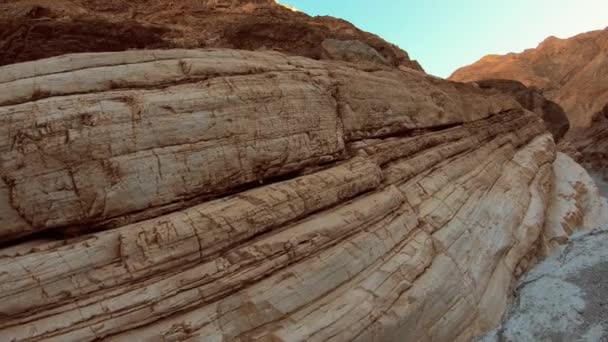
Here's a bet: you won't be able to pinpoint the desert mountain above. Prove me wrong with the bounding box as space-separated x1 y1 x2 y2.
450 28 608 127
0 0 422 70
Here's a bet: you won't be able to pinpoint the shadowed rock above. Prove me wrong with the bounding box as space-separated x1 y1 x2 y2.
0 49 605 342
474 79 570 141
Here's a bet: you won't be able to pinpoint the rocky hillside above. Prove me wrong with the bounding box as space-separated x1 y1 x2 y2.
472 79 570 141
450 28 608 128
0 2 607 342
0 0 422 70
0 48 606 342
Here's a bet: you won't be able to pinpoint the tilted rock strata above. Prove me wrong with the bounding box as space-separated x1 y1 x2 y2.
473 79 570 141
450 28 608 128
559 105 608 178
0 49 606 342
0 0 422 70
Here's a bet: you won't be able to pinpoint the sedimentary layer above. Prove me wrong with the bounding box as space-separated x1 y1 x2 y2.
0 0 422 70
0 49 605 342
450 27 608 128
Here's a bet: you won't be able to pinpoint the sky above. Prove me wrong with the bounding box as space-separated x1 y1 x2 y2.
281 0 608 78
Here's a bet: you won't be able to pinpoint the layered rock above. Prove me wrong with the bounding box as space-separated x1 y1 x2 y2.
450 27 608 128
559 105 608 178
482 227 608 342
0 49 606 342
473 79 570 141
0 0 422 70
450 28 608 180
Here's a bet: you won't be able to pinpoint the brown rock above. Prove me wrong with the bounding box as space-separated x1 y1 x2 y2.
474 79 570 141
320 38 390 65
450 28 608 128
560 104 608 176
0 49 606 342
0 0 423 71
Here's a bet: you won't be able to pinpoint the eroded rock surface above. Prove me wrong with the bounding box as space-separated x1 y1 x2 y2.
450 28 608 181
450 28 608 128
320 38 390 66
0 0 422 70
482 226 608 341
0 49 606 342
560 105 608 179
474 79 570 141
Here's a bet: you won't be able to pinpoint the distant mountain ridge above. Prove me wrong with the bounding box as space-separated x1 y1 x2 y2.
450 27 608 127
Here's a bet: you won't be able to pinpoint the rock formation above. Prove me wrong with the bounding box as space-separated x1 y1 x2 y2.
482 225 608 341
473 79 570 141
450 27 608 128
450 28 608 180
0 0 422 70
0 48 606 342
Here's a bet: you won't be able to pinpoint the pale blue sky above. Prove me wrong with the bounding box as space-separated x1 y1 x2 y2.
281 0 608 77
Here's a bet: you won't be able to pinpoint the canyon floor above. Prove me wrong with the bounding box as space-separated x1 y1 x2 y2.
482 178 608 342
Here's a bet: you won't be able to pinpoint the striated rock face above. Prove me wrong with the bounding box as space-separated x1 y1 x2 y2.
450 28 608 128
560 105 608 178
482 226 608 342
474 79 570 142
0 0 422 71
0 49 606 342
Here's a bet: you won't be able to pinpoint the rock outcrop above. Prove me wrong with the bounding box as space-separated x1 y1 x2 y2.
560 104 608 178
474 79 570 141
450 28 608 181
320 38 390 66
0 48 606 342
482 223 608 341
0 0 422 70
450 27 608 128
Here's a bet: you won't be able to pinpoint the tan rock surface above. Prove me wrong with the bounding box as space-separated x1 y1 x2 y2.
0 49 606 342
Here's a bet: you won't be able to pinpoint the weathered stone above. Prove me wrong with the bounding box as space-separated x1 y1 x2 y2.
474 79 570 141
450 28 608 128
320 39 390 66
0 0 423 70
0 49 605 342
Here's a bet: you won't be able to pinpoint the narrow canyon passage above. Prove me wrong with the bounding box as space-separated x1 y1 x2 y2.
592 174 608 199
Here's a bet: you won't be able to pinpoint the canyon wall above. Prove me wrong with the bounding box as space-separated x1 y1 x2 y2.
450 28 608 179
0 0 422 70
450 28 608 128
0 49 606 342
